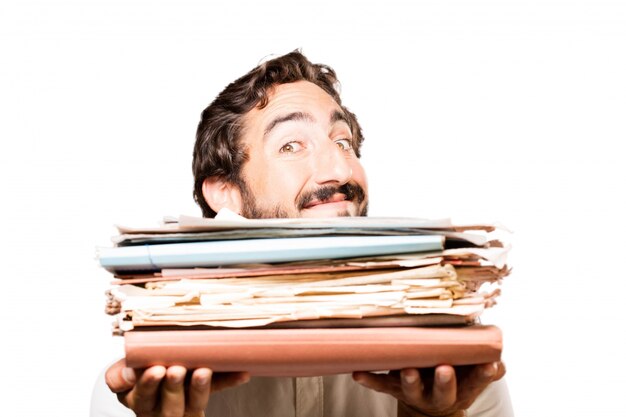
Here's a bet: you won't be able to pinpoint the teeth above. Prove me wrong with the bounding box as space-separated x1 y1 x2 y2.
305 194 346 209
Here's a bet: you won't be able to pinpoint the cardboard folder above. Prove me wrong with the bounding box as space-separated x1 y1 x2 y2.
124 325 502 377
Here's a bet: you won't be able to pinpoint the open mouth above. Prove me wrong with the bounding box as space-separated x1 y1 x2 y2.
297 183 365 213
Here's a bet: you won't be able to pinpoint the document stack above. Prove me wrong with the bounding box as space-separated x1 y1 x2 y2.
98 214 510 376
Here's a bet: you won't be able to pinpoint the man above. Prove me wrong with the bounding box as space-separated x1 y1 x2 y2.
94 51 512 417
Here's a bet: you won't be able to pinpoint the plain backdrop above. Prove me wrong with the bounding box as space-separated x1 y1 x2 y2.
1 1 625 416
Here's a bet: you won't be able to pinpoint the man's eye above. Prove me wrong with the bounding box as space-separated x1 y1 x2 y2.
335 138 353 150
279 141 303 153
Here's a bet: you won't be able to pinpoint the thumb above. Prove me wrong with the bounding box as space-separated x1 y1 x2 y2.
104 358 137 393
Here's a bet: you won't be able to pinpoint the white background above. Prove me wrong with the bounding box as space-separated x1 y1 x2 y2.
1 1 625 416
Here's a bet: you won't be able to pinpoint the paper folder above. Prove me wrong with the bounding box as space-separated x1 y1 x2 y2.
99 235 445 272
125 325 502 377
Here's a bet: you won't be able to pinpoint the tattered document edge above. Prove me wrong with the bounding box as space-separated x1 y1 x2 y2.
110 256 445 285
108 244 510 285
112 228 492 248
115 214 511 236
117 215 453 233
112 215 510 250
107 263 503 332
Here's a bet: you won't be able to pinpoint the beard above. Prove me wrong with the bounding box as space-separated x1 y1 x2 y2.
238 181 368 219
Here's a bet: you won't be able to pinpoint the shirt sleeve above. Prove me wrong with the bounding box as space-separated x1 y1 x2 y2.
467 378 514 417
90 365 135 417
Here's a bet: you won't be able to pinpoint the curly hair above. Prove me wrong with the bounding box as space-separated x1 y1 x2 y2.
192 50 364 217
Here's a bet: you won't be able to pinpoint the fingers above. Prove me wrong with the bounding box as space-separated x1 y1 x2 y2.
431 365 457 410
353 371 400 396
106 363 248 417
187 369 213 413
210 372 251 393
160 366 187 416
493 361 506 381
399 368 425 406
454 362 502 410
130 366 167 413
182 369 250 415
356 362 504 417
399 366 457 412
105 358 136 393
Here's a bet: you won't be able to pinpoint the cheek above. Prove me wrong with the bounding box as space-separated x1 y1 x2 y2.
350 160 368 192
248 161 310 204
240 158 271 201
268 164 309 198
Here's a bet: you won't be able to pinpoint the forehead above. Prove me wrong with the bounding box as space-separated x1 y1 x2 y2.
243 81 344 135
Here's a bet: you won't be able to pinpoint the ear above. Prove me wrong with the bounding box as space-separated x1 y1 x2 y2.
201 177 243 215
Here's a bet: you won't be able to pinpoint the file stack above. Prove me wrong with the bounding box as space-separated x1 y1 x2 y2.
97 214 510 376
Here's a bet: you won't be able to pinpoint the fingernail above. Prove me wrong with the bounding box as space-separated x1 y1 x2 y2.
153 366 167 379
403 371 418 384
122 368 136 384
437 370 452 384
197 374 210 386
483 363 497 378
353 373 365 383
401 369 417 384
170 372 184 384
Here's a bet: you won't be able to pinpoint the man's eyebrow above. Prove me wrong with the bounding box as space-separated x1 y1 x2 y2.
330 110 350 127
263 111 315 139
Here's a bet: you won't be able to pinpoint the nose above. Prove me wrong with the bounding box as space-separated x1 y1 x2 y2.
311 141 353 186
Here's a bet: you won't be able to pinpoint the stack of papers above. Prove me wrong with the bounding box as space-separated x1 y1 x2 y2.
97 215 510 375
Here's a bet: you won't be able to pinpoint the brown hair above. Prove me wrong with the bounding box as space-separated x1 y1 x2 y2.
192 50 364 217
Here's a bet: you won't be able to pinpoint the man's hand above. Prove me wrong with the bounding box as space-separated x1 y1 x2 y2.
105 358 250 417
353 362 505 417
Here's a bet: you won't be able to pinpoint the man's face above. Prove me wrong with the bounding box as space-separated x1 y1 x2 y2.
237 80 368 218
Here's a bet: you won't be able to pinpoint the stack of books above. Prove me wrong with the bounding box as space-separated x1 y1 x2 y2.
98 215 510 376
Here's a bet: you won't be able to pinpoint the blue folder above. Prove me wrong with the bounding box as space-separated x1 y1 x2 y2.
98 235 444 272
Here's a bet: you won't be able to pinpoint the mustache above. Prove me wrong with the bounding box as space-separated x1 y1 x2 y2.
296 182 366 211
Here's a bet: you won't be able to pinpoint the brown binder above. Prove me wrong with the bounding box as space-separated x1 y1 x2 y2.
125 325 502 377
